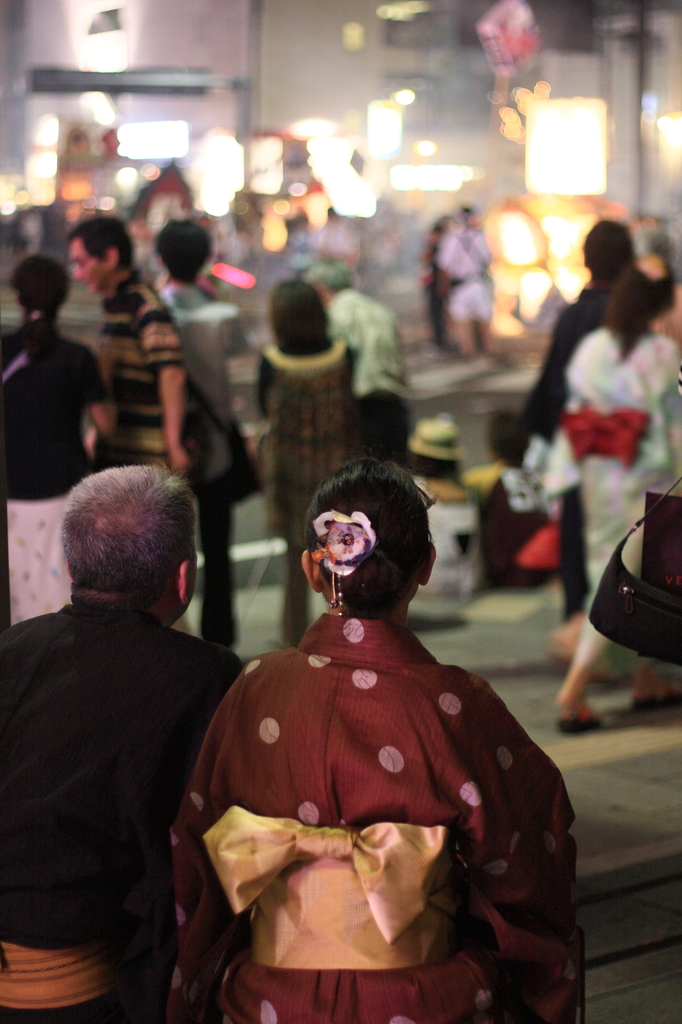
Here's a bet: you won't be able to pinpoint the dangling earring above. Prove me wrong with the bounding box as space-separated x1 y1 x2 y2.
329 573 342 610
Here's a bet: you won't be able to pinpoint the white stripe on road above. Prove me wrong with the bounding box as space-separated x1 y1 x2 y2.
196 537 287 569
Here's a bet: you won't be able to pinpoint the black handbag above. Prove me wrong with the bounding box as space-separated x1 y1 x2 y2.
589 475 682 666
184 380 260 502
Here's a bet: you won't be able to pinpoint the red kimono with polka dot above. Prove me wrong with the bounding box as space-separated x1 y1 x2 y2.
168 615 579 1024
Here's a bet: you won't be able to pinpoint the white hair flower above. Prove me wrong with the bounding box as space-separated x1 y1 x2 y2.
311 510 376 576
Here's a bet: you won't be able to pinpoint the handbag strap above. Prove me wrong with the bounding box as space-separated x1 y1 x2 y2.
629 472 682 535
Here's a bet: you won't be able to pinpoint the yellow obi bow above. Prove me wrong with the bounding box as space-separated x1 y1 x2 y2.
204 806 458 970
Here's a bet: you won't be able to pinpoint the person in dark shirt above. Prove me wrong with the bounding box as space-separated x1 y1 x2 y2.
521 221 634 653
2 254 115 623
0 466 241 1024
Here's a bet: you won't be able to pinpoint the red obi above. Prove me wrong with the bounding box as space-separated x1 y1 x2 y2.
561 406 649 467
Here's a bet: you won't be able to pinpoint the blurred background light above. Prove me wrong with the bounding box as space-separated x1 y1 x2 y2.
290 119 335 139
657 113 682 145
200 133 244 217
117 121 190 160
85 92 117 127
526 98 607 195
415 139 437 156
34 115 59 148
367 101 402 159
307 136 376 217
394 89 416 105
342 22 365 51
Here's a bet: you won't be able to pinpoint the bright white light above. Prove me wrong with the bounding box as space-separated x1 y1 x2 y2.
307 136 376 217
367 101 402 159
415 139 437 156
117 121 190 160
390 164 472 191
249 137 283 195
35 152 58 178
97 196 116 210
34 115 59 148
526 99 607 195
657 114 682 146
288 183 308 197
201 134 244 217
497 212 540 266
394 89 416 105
541 216 579 258
86 92 117 126
519 269 552 322
115 167 138 193
80 30 127 73
1 201 17 216
290 119 335 139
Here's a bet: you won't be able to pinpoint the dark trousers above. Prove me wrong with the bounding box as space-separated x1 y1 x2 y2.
426 280 447 348
561 485 589 619
193 471 235 647
358 395 409 464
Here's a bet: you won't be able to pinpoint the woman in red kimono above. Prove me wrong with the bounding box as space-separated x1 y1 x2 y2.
168 460 580 1024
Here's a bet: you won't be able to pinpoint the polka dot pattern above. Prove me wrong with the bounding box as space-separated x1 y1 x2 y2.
475 990 492 1011
190 792 204 812
439 692 462 715
379 746 405 773
175 903 186 925
245 659 260 674
188 982 200 1005
510 831 520 853
259 717 280 744
390 1017 417 1024
343 618 365 643
483 858 508 875
170 828 179 846
460 781 482 807
171 966 182 989
496 746 513 770
308 654 331 668
544 830 556 854
299 801 319 825
353 668 377 689
261 1000 278 1024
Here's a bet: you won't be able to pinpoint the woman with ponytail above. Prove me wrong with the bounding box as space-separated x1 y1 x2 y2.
3 254 115 623
170 459 579 1024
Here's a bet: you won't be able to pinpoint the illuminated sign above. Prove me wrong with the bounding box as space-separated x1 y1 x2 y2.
117 121 190 160
525 98 607 195
367 101 402 159
389 165 484 191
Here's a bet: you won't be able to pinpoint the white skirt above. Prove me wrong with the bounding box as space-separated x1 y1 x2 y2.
7 495 71 625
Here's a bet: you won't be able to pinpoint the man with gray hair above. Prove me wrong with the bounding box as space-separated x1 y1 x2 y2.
306 259 408 462
0 466 240 1024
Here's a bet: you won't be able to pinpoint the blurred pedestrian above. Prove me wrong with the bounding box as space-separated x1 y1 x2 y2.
2 254 115 624
312 206 360 268
546 256 682 731
409 415 481 598
420 216 452 350
259 280 358 646
307 259 408 461
68 216 191 473
522 220 634 660
157 219 255 648
436 207 496 357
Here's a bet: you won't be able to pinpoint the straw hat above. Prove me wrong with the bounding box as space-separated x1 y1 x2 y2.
408 416 463 461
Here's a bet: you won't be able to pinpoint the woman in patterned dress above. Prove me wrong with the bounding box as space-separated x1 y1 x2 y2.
169 459 579 1024
258 280 357 646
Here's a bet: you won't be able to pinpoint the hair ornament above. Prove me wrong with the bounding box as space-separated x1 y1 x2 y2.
636 254 668 282
311 510 377 577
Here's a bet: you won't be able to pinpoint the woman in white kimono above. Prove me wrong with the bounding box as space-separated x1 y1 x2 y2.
546 255 682 732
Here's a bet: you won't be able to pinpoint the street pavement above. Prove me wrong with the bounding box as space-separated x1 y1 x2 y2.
3 269 681 1021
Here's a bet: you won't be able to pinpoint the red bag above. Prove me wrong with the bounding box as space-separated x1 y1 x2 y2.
514 521 560 571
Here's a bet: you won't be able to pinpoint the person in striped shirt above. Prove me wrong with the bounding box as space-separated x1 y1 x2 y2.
68 216 191 473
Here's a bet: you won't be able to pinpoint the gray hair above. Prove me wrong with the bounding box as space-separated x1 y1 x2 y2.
305 259 352 293
62 466 196 611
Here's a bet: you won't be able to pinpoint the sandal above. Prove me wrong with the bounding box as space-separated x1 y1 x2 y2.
632 687 682 712
557 707 602 734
